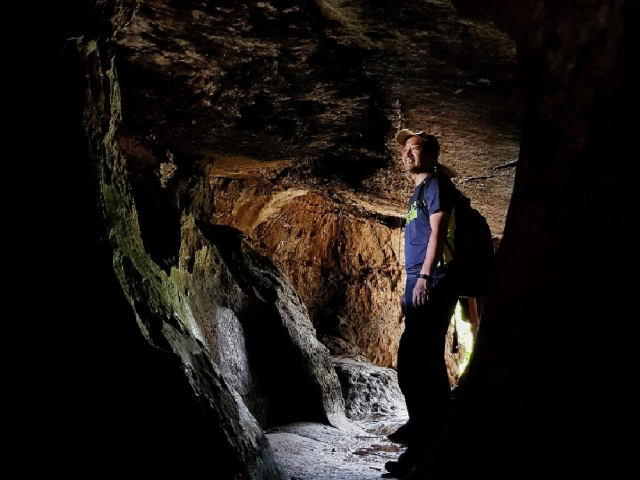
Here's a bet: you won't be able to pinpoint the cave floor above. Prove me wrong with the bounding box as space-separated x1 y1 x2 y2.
266 415 407 480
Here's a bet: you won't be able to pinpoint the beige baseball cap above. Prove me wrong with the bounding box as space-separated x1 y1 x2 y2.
395 129 433 146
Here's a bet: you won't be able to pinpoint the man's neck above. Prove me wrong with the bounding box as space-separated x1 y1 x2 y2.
412 172 429 188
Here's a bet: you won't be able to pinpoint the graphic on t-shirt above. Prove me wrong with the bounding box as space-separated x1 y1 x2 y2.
406 201 420 226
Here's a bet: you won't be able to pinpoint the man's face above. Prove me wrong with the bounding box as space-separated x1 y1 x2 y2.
401 136 431 173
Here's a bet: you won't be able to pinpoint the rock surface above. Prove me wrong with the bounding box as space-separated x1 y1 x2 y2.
333 357 408 422
266 357 409 480
267 421 404 480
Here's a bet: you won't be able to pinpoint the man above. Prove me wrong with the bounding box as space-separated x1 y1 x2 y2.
384 129 460 478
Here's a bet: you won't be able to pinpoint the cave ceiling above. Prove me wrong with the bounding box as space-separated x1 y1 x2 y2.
109 0 521 237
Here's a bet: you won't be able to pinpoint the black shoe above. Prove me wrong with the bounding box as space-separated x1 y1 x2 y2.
383 448 418 478
387 422 412 445
382 460 414 479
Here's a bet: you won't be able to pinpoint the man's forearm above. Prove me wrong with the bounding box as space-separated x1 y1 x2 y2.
421 232 444 276
422 211 449 276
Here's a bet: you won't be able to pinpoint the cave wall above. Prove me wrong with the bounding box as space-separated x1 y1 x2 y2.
204 159 406 368
51 2 364 477
418 0 639 477
57 36 290 478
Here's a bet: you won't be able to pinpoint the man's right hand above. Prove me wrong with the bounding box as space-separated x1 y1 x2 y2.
412 277 431 307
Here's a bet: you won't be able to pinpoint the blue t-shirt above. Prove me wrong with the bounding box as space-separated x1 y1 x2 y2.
404 173 456 275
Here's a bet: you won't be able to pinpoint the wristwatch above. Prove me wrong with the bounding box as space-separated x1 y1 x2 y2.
418 273 432 281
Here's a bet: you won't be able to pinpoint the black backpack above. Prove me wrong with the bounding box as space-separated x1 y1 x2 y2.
417 178 495 298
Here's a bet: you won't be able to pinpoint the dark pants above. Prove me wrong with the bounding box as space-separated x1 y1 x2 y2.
397 267 459 448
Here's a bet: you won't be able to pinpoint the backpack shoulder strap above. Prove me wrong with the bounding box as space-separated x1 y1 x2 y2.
418 174 461 218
